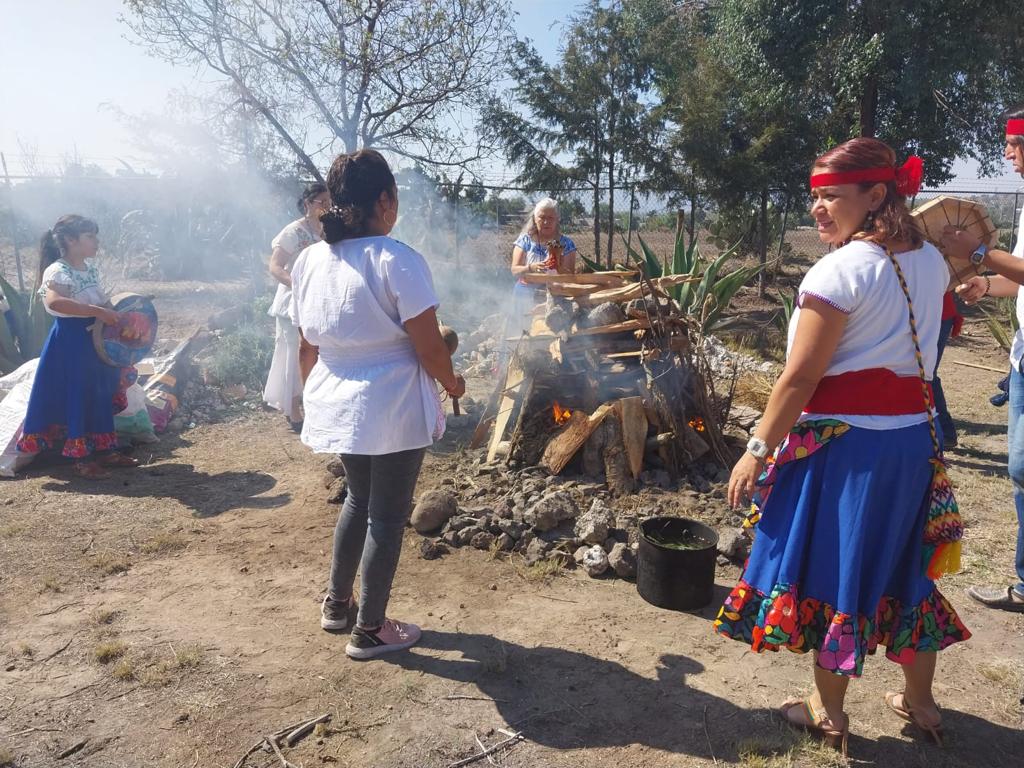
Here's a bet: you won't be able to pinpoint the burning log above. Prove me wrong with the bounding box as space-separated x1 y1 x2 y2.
539 403 613 475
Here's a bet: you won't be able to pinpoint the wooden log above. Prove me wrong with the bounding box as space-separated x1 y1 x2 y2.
574 319 650 336
577 274 700 306
487 355 527 462
539 403 616 475
519 271 637 286
602 404 635 496
619 397 648 479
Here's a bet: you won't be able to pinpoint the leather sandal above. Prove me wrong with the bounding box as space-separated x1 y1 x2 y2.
99 452 140 468
778 698 849 756
885 691 944 746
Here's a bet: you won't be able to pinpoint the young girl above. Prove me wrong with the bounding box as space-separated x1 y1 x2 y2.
263 182 330 428
17 215 137 479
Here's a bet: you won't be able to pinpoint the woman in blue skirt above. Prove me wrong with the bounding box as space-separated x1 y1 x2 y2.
714 138 970 752
17 215 138 479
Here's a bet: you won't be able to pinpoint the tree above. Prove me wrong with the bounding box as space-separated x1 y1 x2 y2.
124 0 514 179
482 1 659 264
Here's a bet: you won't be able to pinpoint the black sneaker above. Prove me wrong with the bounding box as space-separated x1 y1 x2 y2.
345 618 421 659
320 594 357 631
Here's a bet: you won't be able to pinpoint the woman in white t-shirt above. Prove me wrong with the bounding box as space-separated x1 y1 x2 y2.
17 215 136 479
262 182 330 427
714 138 969 751
291 149 465 660
943 107 1024 613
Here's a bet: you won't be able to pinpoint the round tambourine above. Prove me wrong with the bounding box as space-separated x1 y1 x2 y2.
910 196 998 291
92 292 158 368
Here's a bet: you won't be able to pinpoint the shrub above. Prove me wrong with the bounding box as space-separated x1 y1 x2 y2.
204 324 274 390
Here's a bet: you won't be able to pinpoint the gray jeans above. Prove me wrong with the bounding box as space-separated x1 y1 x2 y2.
328 447 426 628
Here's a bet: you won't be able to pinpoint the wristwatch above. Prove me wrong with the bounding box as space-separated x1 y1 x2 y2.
746 436 769 461
969 243 989 267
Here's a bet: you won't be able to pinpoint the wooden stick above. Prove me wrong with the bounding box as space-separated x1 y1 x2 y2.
948 358 1005 374
443 694 507 703
702 705 718 765
447 732 524 768
38 637 74 663
283 713 331 747
264 735 298 768
474 733 498 767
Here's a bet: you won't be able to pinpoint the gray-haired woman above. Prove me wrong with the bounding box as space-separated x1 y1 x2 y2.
509 197 577 331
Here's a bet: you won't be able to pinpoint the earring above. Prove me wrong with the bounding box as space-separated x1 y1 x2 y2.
863 210 876 232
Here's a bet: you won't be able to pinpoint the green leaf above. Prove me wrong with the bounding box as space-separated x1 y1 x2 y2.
579 253 604 273
633 233 663 278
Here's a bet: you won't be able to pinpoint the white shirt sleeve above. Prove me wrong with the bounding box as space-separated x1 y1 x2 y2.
798 243 876 314
40 262 72 292
272 221 302 255
1014 206 1024 258
383 243 440 324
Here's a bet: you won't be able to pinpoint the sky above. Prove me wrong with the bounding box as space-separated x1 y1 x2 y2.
1 0 1021 191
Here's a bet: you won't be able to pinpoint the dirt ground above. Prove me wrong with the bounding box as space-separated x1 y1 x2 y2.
1 279 1022 768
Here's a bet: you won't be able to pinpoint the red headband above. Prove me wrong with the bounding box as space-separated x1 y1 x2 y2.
1007 118 1024 136
810 155 924 197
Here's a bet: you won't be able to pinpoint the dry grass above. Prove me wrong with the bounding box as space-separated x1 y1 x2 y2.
89 552 131 576
733 371 775 412
172 644 204 669
39 576 62 594
92 608 120 625
736 733 845 768
111 658 136 681
0 746 14 767
137 644 204 687
16 643 33 659
93 641 127 664
139 532 189 555
516 558 565 584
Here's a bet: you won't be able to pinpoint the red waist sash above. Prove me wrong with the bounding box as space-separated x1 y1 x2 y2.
805 368 933 416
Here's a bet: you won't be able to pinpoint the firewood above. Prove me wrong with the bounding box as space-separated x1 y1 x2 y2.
487 355 527 462
519 271 635 286
539 403 614 475
577 274 700 306
601 405 635 496
618 397 648 479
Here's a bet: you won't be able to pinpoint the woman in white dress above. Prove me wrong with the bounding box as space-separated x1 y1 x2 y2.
290 149 465 659
263 182 330 427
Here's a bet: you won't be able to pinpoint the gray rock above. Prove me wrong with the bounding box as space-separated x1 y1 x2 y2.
456 527 477 546
603 536 618 553
411 489 458 534
496 533 516 552
470 531 496 550
582 545 609 577
497 518 525 539
716 529 748 559
326 477 348 505
420 539 448 560
717 554 731 567
493 499 514 519
525 491 579 532
585 301 626 328
441 531 461 548
326 457 346 477
607 542 636 579
575 499 616 544
574 545 590 564
446 515 479 532
523 537 552 565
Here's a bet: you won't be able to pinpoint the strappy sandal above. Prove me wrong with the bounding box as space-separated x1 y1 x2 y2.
778 698 849 756
74 461 111 480
885 691 944 746
99 452 140 468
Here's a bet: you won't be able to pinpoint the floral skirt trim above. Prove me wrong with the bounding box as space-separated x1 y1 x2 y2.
17 425 118 459
714 580 971 677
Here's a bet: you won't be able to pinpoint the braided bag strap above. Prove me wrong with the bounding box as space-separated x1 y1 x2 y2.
882 246 941 458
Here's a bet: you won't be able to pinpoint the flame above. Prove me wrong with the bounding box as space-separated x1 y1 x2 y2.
552 402 572 426
688 416 706 433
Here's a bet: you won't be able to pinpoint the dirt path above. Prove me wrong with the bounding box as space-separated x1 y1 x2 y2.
1 318 1022 768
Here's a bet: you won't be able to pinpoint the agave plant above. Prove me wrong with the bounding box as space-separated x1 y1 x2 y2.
622 230 764 334
774 289 797 333
984 296 1018 353
0 275 54 375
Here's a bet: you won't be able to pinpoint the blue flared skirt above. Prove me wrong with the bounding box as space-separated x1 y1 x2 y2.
17 316 122 458
714 421 970 676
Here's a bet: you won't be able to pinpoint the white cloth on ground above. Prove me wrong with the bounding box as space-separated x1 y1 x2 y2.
268 218 319 321
290 236 445 455
789 239 946 430
262 316 303 422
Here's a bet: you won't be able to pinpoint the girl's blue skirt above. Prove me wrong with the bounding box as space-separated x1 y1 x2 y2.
17 317 122 459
